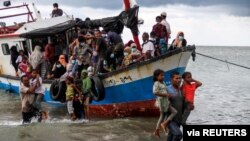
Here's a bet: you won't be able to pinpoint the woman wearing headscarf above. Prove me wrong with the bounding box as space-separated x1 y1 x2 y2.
10 46 19 76
29 45 44 71
169 31 187 51
48 54 67 79
49 55 73 102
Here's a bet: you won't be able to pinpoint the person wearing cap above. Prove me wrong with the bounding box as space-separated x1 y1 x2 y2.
160 12 171 45
81 69 92 119
51 3 63 17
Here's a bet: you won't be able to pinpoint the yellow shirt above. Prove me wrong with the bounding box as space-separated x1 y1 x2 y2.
66 85 74 101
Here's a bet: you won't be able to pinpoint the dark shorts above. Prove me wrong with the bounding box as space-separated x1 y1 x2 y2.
73 99 84 119
22 112 36 124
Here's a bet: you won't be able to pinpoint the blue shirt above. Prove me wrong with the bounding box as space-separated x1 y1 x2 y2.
167 84 183 124
107 31 123 45
167 84 182 96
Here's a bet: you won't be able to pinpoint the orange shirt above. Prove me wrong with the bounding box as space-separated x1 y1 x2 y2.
182 82 197 104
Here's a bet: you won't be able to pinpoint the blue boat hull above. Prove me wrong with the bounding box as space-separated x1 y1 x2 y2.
0 47 194 117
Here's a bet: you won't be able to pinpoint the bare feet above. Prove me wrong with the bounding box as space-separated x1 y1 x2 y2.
16 72 19 77
70 113 77 121
41 111 48 120
153 129 160 138
161 123 168 134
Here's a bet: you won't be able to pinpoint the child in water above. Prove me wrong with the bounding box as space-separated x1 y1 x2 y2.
30 70 44 112
153 69 177 137
30 69 48 122
181 72 202 125
65 76 82 120
81 69 93 119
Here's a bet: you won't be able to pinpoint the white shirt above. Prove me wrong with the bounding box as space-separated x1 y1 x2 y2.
142 41 155 57
29 77 45 94
60 71 73 82
161 19 171 34
19 83 35 113
16 55 23 64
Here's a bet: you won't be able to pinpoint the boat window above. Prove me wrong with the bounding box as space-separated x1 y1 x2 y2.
31 38 48 52
1 43 10 55
15 43 20 51
67 28 78 44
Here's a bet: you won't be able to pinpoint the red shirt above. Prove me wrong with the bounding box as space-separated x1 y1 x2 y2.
152 23 167 39
182 82 197 104
45 43 55 63
18 62 31 76
19 62 28 73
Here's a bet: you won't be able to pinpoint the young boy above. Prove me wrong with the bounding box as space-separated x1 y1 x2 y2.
30 70 44 111
30 69 48 122
81 69 92 119
65 76 82 120
181 72 202 125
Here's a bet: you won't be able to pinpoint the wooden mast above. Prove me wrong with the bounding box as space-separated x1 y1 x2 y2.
123 0 142 51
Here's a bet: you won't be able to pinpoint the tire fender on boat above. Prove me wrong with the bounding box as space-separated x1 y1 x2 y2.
91 76 105 101
50 80 66 101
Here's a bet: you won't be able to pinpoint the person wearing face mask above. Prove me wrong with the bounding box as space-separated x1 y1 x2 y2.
73 36 92 78
48 54 67 79
169 31 187 51
130 43 142 63
51 3 63 18
121 46 133 67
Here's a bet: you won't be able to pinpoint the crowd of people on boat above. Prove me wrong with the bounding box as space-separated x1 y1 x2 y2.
11 7 189 124
10 12 187 79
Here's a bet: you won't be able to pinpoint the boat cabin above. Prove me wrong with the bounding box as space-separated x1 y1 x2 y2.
0 2 76 76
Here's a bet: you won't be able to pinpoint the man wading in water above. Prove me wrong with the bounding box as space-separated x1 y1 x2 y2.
20 75 38 124
166 71 183 141
20 75 48 123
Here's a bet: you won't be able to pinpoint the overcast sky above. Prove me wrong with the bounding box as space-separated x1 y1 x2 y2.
1 0 250 46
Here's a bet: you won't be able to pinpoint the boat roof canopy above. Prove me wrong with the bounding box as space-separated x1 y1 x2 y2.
19 20 76 38
77 6 139 35
19 6 140 38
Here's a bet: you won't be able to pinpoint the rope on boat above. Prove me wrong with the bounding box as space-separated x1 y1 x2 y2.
196 52 250 70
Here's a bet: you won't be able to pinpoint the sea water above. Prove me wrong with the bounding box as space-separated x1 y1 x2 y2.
0 46 249 141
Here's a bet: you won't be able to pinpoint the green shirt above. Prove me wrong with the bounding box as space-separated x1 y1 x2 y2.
82 77 92 94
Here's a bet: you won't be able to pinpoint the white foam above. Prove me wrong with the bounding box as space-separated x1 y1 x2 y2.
0 120 22 126
0 118 90 126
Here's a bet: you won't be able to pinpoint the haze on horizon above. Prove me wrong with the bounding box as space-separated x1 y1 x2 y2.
1 0 250 47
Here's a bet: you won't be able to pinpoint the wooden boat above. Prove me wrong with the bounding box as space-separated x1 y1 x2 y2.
0 1 195 117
